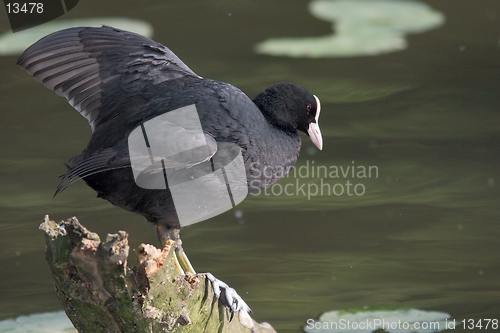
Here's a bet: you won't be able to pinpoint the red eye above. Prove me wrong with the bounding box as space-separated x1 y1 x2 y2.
306 104 312 112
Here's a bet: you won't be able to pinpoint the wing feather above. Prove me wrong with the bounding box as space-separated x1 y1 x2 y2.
18 25 200 131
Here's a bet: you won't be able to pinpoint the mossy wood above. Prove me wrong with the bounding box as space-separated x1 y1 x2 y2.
39 216 276 333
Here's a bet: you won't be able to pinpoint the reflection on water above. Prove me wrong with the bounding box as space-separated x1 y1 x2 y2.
0 18 153 55
255 0 445 57
0 311 75 333
0 0 499 332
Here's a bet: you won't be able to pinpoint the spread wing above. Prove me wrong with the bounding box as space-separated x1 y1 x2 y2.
54 133 218 195
17 25 201 131
55 148 126 195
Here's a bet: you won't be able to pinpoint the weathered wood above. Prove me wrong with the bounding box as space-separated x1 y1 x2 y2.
39 215 276 333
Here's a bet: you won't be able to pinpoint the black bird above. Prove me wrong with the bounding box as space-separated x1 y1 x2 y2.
18 26 323 314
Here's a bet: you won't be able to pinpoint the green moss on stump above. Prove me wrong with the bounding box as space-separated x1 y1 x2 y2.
40 216 276 333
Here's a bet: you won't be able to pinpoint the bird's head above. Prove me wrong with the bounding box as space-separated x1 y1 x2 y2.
253 82 323 150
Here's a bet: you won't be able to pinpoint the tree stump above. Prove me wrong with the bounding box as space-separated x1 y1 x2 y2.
39 215 276 333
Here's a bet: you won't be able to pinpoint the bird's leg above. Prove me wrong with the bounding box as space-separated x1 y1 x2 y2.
156 225 250 316
170 229 196 274
156 225 196 274
205 273 252 316
156 224 184 274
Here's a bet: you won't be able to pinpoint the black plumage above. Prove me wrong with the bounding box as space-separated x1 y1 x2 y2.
18 25 324 314
18 25 323 232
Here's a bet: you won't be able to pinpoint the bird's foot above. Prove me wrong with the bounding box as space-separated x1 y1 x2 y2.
204 272 251 318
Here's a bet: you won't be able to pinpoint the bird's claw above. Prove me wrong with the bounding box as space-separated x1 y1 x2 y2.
205 272 251 317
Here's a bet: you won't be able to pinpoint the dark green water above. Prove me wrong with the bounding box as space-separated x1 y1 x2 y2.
0 1 499 332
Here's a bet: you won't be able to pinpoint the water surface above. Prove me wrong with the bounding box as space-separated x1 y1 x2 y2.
0 1 499 332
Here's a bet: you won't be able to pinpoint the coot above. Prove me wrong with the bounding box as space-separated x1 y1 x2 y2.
18 26 323 314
